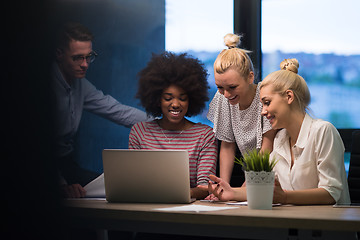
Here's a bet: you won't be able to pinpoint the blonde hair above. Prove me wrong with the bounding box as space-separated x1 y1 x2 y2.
260 58 311 113
214 33 254 78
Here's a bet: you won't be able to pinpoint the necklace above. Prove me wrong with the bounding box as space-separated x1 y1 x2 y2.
160 128 184 143
158 120 186 143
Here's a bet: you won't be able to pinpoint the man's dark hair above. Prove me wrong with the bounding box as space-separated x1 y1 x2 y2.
137 51 209 117
56 22 93 50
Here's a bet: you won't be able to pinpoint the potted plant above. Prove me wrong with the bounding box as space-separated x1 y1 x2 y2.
235 149 277 210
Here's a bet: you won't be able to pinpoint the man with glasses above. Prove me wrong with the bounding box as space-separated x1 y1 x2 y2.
53 22 151 198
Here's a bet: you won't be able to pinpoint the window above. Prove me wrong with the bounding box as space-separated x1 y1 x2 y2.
166 0 234 126
262 0 360 129
262 0 360 173
166 0 357 172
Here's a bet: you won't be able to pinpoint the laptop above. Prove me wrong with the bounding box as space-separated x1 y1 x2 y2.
102 149 196 203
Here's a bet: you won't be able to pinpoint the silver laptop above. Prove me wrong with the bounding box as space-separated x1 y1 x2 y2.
102 149 195 203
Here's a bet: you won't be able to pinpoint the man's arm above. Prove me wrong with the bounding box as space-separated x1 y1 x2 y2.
82 79 152 127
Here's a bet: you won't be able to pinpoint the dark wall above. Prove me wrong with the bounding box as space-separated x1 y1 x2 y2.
3 1 64 238
3 1 164 237
54 0 165 174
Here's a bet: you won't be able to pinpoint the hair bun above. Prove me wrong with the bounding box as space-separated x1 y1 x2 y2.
224 33 241 49
280 58 299 74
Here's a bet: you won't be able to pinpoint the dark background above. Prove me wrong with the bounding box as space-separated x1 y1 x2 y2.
3 0 164 238
55 0 165 175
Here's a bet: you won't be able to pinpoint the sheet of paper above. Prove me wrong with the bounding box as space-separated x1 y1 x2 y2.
153 204 238 212
226 201 248 206
84 173 106 198
226 201 281 207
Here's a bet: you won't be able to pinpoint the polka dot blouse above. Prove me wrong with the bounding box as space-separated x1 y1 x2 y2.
207 83 272 155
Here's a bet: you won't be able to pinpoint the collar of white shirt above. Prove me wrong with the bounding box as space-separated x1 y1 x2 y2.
294 113 313 149
275 113 313 148
273 113 314 162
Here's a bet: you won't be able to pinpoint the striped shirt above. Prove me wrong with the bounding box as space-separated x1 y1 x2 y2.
129 121 218 187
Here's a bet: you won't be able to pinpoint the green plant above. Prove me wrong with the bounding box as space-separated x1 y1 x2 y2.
234 149 277 172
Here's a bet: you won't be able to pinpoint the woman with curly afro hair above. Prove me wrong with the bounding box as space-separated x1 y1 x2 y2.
129 52 217 199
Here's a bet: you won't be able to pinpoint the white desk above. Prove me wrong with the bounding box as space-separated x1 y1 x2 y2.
64 199 360 240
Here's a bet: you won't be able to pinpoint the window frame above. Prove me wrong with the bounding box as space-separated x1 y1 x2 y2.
234 0 358 149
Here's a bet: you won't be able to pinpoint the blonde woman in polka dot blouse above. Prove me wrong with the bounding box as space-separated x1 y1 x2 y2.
207 33 277 184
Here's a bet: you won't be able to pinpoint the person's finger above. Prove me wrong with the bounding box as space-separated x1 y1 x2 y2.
205 194 220 201
211 195 219 201
75 184 86 197
213 183 223 197
197 184 208 191
73 185 82 198
73 184 86 198
68 184 83 198
209 175 221 183
219 188 224 200
208 180 215 193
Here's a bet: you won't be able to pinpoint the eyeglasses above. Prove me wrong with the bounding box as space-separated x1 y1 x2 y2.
71 51 98 64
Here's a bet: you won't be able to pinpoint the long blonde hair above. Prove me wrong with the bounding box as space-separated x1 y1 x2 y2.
260 58 311 113
214 33 254 78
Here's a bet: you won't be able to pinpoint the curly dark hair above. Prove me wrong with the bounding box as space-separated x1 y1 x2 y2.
137 51 209 117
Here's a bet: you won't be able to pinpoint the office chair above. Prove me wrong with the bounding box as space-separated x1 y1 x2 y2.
348 130 360 203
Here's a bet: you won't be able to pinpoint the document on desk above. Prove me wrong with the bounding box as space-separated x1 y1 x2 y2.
226 201 248 206
226 201 281 207
153 204 238 212
84 173 106 198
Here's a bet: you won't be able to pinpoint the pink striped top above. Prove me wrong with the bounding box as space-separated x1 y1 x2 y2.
129 121 218 188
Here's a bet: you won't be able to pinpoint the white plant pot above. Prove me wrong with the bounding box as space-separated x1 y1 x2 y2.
245 171 275 210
